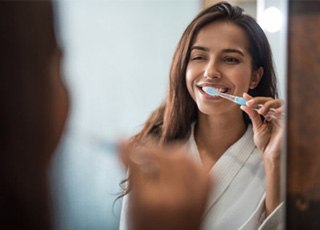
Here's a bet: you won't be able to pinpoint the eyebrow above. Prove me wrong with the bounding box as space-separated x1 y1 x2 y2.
190 46 209 52
191 46 244 56
223 48 244 56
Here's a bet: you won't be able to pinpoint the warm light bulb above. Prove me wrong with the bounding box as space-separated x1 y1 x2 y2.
258 7 283 33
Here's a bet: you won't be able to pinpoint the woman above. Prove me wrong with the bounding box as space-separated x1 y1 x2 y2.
120 2 284 229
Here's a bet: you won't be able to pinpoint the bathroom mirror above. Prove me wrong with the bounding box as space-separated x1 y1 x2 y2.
52 0 288 229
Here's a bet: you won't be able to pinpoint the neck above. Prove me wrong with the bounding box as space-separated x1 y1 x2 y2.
194 110 247 171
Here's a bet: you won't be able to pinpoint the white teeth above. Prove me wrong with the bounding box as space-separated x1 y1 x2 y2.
200 85 228 94
209 87 228 93
218 88 228 93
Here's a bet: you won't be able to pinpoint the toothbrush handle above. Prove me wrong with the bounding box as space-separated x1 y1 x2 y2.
235 97 267 110
234 97 247 106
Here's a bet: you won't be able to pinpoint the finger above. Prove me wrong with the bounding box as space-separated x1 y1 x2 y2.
241 105 263 129
119 141 154 169
261 99 282 111
248 97 281 108
245 95 272 104
265 107 285 121
129 148 161 183
243 93 265 112
244 93 284 117
259 100 284 120
273 106 285 116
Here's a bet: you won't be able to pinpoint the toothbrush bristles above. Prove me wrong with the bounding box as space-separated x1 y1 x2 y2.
202 86 218 96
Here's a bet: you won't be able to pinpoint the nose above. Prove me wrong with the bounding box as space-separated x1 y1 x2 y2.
203 60 221 80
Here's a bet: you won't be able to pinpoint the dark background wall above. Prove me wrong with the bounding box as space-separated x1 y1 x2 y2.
286 1 320 229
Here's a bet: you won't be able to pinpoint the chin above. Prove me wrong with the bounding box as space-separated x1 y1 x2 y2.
197 104 218 116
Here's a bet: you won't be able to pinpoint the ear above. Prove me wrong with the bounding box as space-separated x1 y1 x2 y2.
249 67 263 89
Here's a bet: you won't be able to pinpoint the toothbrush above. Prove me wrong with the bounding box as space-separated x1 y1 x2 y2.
202 86 247 106
202 86 282 121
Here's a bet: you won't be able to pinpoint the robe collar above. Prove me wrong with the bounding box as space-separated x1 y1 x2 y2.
186 124 256 212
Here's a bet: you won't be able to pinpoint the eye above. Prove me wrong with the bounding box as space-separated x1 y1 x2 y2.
190 55 206 61
224 56 240 64
189 50 208 62
191 55 205 61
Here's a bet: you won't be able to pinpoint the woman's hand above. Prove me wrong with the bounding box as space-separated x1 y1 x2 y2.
240 93 284 216
120 142 212 230
240 93 284 160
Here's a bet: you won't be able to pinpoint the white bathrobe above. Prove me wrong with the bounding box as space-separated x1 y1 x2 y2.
119 125 283 230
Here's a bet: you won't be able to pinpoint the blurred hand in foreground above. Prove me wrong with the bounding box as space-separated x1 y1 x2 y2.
120 142 212 230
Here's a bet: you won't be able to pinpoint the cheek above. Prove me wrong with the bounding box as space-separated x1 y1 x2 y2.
185 67 196 99
232 69 254 92
236 78 251 89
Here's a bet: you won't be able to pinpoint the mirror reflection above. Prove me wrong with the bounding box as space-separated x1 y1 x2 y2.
51 0 287 229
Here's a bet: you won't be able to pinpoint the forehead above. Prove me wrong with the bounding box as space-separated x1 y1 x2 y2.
193 21 250 52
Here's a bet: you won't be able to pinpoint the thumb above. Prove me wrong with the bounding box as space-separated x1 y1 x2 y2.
243 92 252 101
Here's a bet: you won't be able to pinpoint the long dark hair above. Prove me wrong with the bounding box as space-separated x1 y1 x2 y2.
0 1 58 229
130 2 277 146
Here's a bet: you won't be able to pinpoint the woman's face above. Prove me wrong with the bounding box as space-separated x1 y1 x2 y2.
186 21 262 115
